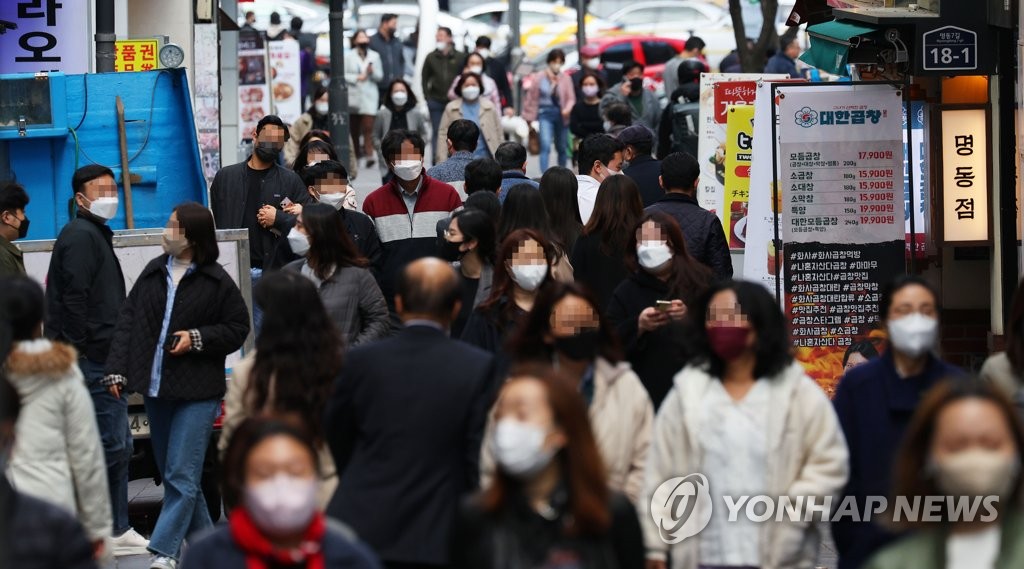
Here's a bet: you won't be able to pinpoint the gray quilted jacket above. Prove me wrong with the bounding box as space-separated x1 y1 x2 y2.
284 261 391 346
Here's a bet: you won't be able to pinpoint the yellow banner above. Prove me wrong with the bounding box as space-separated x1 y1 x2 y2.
114 39 160 72
723 105 754 250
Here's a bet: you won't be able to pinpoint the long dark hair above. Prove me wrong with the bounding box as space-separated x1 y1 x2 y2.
1007 280 1024 375
539 167 582 254
303 203 368 280
452 208 496 266
3 276 44 342
509 282 622 364
480 365 611 536
293 139 338 173
383 78 418 112
499 185 559 250
248 271 343 444
221 417 321 511
584 175 643 256
174 202 219 266
308 85 329 116
688 280 793 380
479 229 556 329
625 212 712 305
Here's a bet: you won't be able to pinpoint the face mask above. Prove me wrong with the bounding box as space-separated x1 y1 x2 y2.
637 241 672 271
356 42 369 51
490 419 556 479
244 474 319 535
440 239 466 263
582 85 599 98
707 325 750 361
3 212 29 239
510 263 548 292
391 91 409 107
255 140 282 162
584 58 601 70
932 448 1020 499
602 120 612 132
604 164 622 177
549 63 562 74
318 191 347 210
287 227 310 256
554 329 600 361
392 159 423 182
468 65 484 75
436 41 448 52
314 101 329 115
629 77 644 93
888 313 938 358
462 86 481 101
477 48 491 59
82 195 119 221
162 229 189 257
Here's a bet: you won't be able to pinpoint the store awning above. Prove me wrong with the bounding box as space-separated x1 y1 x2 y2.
800 20 878 76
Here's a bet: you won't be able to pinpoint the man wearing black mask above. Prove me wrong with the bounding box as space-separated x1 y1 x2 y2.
599 60 661 134
210 115 311 329
0 181 30 276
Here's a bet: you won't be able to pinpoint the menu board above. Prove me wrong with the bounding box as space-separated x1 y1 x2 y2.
724 105 755 249
268 39 302 125
776 84 906 395
238 30 270 142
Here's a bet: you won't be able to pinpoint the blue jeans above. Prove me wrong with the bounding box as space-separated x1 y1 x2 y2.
144 396 220 559
427 99 448 164
250 267 263 338
80 357 132 536
538 105 568 172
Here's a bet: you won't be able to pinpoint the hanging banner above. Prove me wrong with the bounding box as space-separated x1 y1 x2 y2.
777 84 906 395
268 39 303 125
904 101 929 258
696 73 786 218
238 30 271 142
0 0 90 74
114 39 160 72
724 105 755 250
194 23 221 188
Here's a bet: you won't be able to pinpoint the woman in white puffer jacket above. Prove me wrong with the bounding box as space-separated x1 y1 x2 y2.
3 276 111 552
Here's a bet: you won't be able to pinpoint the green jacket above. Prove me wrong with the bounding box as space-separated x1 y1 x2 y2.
865 511 1024 569
421 49 465 103
0 237 25 277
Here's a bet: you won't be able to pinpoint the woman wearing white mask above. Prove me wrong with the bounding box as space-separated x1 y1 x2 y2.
284 86 331 167
345 29 384 167
865 379 1024 569
462 229 556 371
182 418 381 569
284 203 389 347
372 79 429 178
104 203 250 569
832 276 964 569
450 366 646 568
522 49 576 172
436 71 502 162
607 212 712 409
446 52 501 108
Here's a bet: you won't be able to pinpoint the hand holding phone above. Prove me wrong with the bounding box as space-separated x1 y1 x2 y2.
655 300 672 312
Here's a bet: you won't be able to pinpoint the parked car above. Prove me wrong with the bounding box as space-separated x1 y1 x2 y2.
577 36 687 91
459 2 622 58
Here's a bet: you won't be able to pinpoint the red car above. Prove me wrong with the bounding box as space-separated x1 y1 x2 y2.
577 35 689 90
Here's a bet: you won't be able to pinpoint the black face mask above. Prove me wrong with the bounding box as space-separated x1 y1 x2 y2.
554 329 601 361
3 213 28 239
629 77 643 93
356 43 370 50
440 238 466 262
255 141 283 162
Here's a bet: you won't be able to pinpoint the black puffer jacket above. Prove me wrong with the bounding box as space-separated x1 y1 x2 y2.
105 255 250 400
645 193 733 281
0 477 96 569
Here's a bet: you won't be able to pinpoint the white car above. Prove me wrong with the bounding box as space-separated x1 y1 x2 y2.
459 2 622 58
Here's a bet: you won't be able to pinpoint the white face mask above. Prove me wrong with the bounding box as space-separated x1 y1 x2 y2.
604 163 623 177
318 191 347 210
243 474 319 535
582 85 599 98
477 48 491 59
887 313 938 358
314 101 329 114
436 41 448 52
462 85 481 101
391 91 409 107
83 195 119 221
932 449 1020 499
490 419 556 479
549 63 562 74
392 159 423 181
584 58 601 70
510 263 548 292
468 65 484 75
162 229 189 258
602 120 612 132
637 241 673 271
287 227 311 256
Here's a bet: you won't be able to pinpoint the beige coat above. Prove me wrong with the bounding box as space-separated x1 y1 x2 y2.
481 357 653 503
435 98 503 163
219 353 338 508
641 362 849 569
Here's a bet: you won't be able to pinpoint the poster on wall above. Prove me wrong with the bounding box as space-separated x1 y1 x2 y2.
114 39 160 72
0 1 90 74
777 84 906 395
723 105 755 249
696 73 786 218
194 24 221 188
238 30 270 143
268 39 302 125
904 101 929 257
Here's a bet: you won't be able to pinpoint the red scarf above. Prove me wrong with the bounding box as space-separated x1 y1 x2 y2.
229 507 326 569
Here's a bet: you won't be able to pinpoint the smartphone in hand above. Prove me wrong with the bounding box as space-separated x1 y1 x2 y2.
164 334 181 351
280 196 293 209
655 300 673 312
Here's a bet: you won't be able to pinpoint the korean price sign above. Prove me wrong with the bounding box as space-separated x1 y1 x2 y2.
114 39 160 72
0 0 90 73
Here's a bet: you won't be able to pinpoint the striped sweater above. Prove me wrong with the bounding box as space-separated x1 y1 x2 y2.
362 175 462 306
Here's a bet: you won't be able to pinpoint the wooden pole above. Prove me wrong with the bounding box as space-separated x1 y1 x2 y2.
115 96 135 229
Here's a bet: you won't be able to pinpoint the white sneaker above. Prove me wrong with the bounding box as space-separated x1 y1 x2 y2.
150 555 177 569
110 527 150 556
